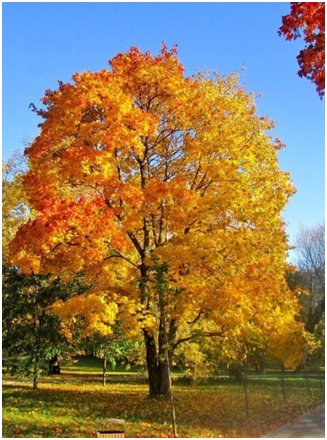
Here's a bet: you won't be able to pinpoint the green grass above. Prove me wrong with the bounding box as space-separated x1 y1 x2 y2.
61 356 143 376
61 355 185 378
2 360 325 438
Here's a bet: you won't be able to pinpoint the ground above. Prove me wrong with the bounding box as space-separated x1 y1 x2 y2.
2 357 325 438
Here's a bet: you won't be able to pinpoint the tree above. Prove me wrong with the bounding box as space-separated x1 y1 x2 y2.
288 222 325 333
286 222 325 368
278 2 325 98
10 45 304 396
2 263 86 388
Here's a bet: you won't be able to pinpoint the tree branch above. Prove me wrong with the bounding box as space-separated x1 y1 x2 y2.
127 231 144 257
104 251 139 268
186 310 204 325
173 328 225 350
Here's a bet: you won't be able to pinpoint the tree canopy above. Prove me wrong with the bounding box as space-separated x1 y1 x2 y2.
10 45 304 395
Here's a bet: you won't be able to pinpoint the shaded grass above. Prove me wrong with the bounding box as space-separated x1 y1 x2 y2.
2 373 324 438
61 355 143 375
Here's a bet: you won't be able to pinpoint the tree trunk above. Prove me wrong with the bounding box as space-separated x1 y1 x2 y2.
143 327 177 397
259 357 266 373
158 316 175 396
103 351 107 386
143 317 177 397
139 263 177 397
143 329 161 396
139 263 161 396
33 355 39 390
49 354 60 375
33 374 38 390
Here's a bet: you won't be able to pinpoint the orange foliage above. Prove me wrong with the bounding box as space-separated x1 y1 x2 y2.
279 2 325 97
9 45 305 389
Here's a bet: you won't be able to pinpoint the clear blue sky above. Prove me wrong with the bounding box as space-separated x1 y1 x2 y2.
2 2 325 260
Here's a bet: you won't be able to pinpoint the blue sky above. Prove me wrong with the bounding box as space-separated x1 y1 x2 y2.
2 2 325 261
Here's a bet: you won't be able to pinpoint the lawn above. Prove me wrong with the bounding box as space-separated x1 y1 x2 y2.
2 358 325 438
60 356 143 377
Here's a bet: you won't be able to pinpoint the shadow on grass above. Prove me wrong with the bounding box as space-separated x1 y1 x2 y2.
2 377 325 438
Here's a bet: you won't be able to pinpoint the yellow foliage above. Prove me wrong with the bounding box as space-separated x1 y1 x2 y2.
9 45 303 370
52 292 118 339
2 153 29 257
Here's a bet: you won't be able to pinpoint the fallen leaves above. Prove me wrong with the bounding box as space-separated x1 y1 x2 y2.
2 376 324 438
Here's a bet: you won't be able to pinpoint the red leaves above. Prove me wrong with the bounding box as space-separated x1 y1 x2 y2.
279 2 325 97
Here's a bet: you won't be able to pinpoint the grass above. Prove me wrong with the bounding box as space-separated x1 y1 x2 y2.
2 357 325 438
61 356 143 376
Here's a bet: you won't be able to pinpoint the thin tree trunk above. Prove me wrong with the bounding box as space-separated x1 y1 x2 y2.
49 354 60 375
163 315 178 437
103 351 107 386
159 315 170 396
33 373 38 390
243 363 250 420
303 350 311 396
243 374 249 420
305 369 311 396
281 362 286 402
33 355 39 390
33 314 40 390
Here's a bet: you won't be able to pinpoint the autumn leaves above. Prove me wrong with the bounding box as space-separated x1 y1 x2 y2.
279 2 325 98
9 45 305 395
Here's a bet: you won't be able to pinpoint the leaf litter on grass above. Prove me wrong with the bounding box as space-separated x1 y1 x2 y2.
2 378 325 438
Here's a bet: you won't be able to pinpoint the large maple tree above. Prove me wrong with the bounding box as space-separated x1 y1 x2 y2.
10 45 304 396
279 2 325 98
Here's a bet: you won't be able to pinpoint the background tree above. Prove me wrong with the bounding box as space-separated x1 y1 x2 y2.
279 2 325 98
10 45 304 396
2 152 29 256
286 221 325 368
2 153 88 387
288 222 325 333
2 264 86 388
